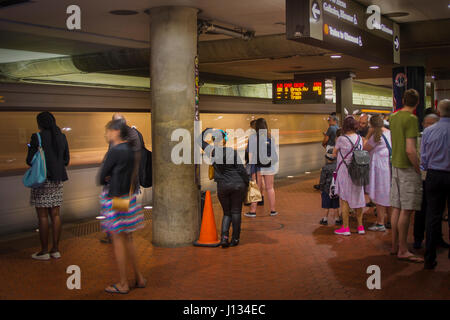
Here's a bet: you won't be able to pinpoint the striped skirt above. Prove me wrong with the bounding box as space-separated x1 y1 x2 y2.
99 189 144 234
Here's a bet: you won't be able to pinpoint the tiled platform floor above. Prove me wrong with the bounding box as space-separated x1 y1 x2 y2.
0 173 448 300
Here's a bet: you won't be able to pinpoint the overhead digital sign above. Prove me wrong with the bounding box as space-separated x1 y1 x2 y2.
273 80 325 104
286 0 400 64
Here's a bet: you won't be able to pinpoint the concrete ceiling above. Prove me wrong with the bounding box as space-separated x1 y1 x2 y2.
0 0 449 87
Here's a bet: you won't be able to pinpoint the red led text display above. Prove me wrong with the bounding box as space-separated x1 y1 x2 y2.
273 80 324 104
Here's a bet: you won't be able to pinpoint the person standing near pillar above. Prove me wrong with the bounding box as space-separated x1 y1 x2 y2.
421 100 450 269
211 130 249 248
389 89 424 263
99 120 145 294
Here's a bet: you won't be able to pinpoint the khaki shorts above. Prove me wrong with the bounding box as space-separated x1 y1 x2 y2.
390 167 422 211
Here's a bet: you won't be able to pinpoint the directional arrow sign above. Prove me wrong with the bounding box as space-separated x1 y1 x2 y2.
311 1 321 21
394 36 400 51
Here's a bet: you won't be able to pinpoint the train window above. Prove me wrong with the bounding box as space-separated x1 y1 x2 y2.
200 113 329 146
0 112 151 173
0 111 328 174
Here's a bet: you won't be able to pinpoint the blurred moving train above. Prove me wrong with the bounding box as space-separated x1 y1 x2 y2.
0 82 391 235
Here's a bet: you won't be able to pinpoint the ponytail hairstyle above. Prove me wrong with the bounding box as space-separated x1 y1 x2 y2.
37 111 63 157
369 114 384 143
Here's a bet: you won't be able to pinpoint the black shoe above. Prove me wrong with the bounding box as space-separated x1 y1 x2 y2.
438 240 450 249
100 237 112 244
319 218 328 226
257 197 264 206
335 218 343 226
385 222 391 229
229 238 240 247
313 184 321 191
424 260 437 270
244 212 256 218
220 236 230 248
413 239 423 249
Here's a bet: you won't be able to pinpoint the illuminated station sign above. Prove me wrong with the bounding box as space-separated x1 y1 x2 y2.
286 0 400 64
273 80 325 104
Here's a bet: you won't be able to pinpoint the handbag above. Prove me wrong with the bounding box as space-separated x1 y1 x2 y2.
245 180 263 204
112 190 133 212
208 165 215 180
23 132 47 188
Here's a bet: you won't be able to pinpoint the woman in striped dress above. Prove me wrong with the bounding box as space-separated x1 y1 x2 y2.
99 120 145 294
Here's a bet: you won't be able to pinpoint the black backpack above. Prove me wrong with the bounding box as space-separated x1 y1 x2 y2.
135 129 152 188
256 135 276 168
340 135 370 186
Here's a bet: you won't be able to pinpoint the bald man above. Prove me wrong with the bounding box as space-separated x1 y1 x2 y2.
422 113 440 129
357 114 369 138
422 100 450 269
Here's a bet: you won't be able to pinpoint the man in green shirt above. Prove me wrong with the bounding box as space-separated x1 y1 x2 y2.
389 89 423 263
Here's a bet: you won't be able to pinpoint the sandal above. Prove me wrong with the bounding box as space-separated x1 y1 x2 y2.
135 279 147 289
105 284 129 294
398 255 424 263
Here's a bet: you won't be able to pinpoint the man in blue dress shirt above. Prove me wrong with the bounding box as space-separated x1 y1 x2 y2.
421 99 450 269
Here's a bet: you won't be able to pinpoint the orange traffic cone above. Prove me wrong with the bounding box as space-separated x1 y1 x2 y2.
194 190 220 247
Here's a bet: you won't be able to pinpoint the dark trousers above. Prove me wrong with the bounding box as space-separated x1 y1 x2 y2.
424 170 450 263
414 181 443 242
217 182 246 240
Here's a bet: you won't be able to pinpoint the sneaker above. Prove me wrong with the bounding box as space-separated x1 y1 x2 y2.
31 252 50 261
319 218 328 226
313 184 321 190
335 218 343 226
270 211 279 216
368 224 386 232
50 251 61 259
334 227 351 236
244 212 256 218
357 225 366 235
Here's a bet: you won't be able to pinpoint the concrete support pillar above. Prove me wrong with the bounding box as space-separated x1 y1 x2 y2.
150 6 199 247
336 76 353 126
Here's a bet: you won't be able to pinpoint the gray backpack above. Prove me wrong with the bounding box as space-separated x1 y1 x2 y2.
340 135 370 186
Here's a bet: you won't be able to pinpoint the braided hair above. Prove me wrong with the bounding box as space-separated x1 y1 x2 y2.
37 111 63 157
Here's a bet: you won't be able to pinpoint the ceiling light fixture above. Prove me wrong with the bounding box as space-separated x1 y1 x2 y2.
330 55 342 59
369 66 380 69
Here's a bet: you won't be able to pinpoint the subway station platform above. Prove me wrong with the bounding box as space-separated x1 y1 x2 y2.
0 173 448 300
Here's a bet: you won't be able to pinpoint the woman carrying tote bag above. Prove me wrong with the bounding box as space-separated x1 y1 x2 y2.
26 112 70 261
